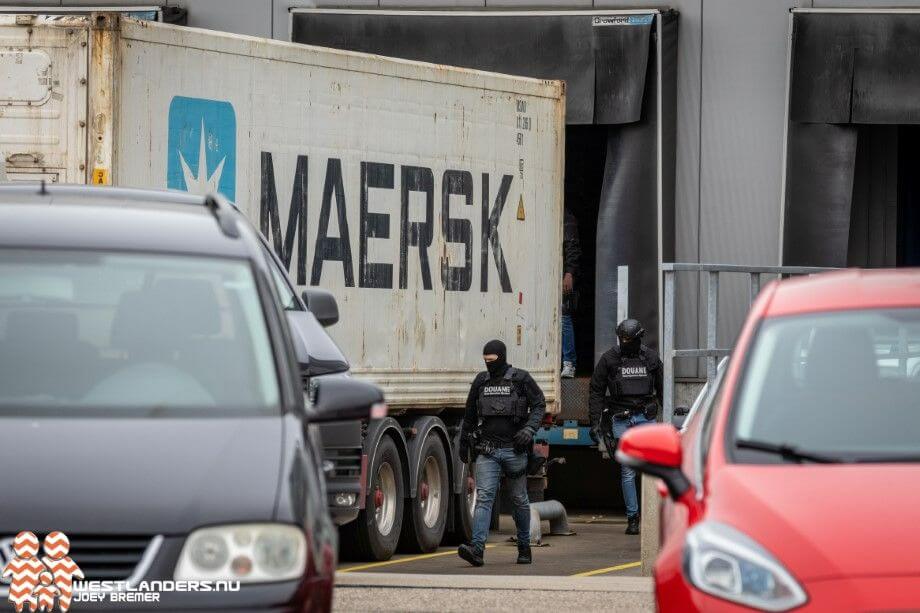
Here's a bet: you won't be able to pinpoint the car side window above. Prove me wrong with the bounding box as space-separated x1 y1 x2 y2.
699 377 726 463
693 360 728 495
265 252 300 312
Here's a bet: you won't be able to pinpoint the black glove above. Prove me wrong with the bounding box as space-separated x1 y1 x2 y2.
513 426 535 449
459 437 471 464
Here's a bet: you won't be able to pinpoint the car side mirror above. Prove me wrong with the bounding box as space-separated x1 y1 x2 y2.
301 288 339 327
285 311 313 373
307 376 387 423
285 311 349 380
672 405 690 430
615 423 691 501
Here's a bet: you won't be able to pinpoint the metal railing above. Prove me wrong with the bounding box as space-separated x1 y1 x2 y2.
660 263 838 424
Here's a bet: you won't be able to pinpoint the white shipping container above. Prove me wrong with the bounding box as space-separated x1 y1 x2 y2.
0 14 564 412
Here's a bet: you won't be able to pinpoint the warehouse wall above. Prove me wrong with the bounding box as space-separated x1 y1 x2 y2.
277 0 803 370
31 0 920 372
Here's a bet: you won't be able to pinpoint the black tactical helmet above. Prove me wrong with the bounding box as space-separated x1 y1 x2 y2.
616 318 645 342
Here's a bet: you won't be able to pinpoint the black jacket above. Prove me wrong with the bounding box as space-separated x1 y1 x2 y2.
562 209 581 317
461 365 546 440
563 209 581 279
588 345 663 426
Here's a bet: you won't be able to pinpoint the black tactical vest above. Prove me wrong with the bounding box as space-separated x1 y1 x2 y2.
477 368 528 420
614 354 654 397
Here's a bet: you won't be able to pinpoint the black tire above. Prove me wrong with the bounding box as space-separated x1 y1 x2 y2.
399 433 450 553
340 435 405 561
446 460 475 544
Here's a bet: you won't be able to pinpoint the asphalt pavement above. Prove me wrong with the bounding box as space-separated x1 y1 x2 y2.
333 573 653 612
334 513 651 611
338 513 642 577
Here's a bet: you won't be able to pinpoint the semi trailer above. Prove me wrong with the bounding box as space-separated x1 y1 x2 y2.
0 12 564 560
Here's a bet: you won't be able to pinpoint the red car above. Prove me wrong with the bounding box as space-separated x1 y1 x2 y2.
619 269 920 612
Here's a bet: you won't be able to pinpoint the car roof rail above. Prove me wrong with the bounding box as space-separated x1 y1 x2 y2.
203 193 240 239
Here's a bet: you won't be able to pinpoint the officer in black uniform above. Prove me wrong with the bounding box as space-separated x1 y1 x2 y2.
457 339 546 567
588 319 663 535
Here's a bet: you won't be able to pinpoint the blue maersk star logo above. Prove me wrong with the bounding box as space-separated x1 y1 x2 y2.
179 118 226 194
167 96 236 201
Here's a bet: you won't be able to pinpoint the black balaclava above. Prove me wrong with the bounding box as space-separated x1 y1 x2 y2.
619 335 641 356
482 339 508 377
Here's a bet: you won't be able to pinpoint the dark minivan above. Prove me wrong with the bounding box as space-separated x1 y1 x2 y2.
0 185 380 612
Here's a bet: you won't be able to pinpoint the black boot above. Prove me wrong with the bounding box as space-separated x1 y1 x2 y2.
458 543 484 567
517 543 532 564
625 515 640 535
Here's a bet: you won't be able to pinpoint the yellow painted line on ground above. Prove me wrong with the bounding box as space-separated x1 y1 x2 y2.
338 545 497 573
571 561 642 577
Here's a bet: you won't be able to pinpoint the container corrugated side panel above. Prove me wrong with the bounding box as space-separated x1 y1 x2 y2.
114 18 563 412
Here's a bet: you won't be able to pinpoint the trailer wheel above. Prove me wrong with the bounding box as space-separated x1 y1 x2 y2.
342 435 405 561
447 461 476 543
399 433 449 553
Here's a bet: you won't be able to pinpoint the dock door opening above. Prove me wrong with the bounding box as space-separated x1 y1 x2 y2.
784 10 920 268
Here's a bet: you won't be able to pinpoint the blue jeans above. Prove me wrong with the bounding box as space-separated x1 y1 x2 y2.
561 314 576 365
471 448 530 550
612 413 653 518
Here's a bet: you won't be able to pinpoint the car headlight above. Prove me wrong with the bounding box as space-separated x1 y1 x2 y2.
175 524 307 583
684 521 807 612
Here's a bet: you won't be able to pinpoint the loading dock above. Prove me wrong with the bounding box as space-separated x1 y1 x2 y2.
783 8 920 269
291 7 679 517
291 8 677 360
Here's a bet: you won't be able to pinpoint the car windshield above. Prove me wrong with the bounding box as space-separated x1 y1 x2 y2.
0 249 280 414
732 308 920 462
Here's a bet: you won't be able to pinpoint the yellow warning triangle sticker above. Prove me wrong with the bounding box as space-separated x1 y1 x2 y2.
516 194 526 220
